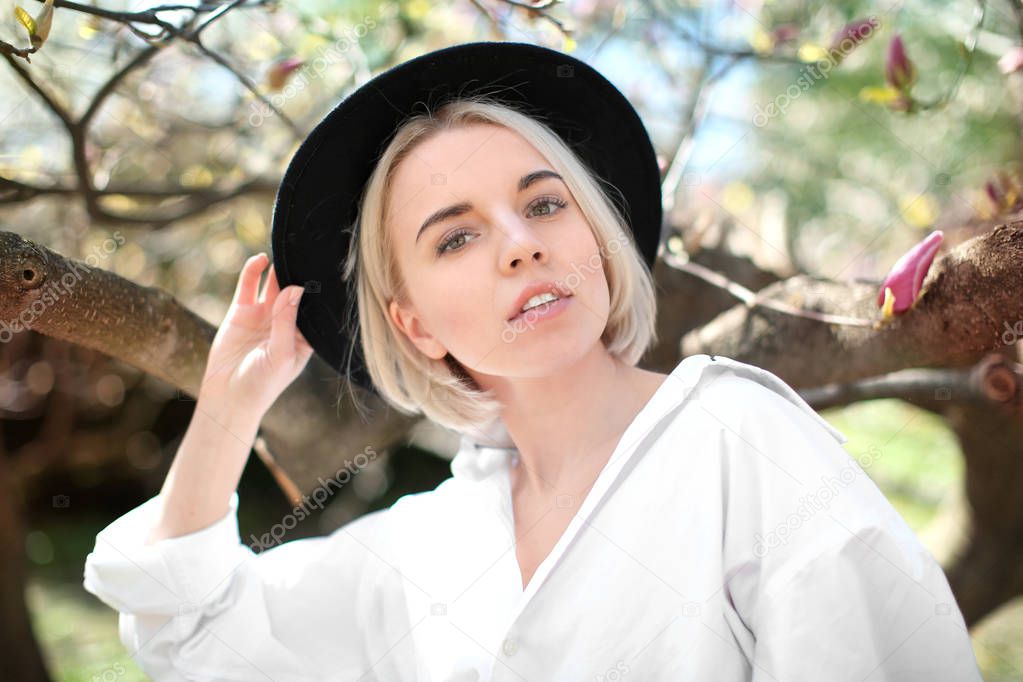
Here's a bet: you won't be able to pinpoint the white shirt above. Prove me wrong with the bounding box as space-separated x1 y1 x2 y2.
82 353 983 681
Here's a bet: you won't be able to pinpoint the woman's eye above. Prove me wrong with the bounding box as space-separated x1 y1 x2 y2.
435 197 568 256
528 196 568 217
437 228 474 255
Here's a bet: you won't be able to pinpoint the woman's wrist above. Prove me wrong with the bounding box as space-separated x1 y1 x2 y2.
194 389 264 438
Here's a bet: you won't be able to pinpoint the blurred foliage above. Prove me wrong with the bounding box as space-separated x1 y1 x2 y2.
742 0 1021 278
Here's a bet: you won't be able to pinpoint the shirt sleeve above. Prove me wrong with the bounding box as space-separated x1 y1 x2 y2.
82 490 392 682
747 525 983 681
707 373 984 682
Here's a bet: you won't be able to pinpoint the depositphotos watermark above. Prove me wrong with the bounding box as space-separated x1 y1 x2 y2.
595 660 630 682
752 16 882 127
500 229 634 343
248 12 380 128
1002 319 1023 345
752 445 882 557
0 231 126 343
89 662 127 682
248 445 379 551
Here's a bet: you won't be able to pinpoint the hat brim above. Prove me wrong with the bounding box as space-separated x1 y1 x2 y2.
270 41 662 395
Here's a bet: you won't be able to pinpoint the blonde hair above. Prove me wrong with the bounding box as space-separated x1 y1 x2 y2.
339 94 659 437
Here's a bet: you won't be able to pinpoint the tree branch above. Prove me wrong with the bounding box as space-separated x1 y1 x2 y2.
678 221 1023 386
0 229 423 497
3 0 295 226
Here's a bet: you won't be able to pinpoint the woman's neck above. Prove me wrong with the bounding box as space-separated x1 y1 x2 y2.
496 354 669 497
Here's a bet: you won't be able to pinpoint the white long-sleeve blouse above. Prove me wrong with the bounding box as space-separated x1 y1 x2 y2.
82 353 984 681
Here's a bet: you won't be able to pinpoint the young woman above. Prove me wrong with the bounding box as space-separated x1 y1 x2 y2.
83 42 982 681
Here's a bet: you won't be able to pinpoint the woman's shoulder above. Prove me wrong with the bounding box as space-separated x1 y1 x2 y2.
306 482 464 587
653 355 865 526
689 358 925 567
383 466 482 533
680 354 847 446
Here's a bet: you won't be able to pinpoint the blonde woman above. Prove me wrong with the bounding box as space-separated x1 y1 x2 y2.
83 42 982 681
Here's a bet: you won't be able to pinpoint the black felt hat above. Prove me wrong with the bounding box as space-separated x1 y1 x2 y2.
270 40 663 396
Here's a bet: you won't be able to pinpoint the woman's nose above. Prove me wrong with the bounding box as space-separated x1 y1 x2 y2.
499 218 548 270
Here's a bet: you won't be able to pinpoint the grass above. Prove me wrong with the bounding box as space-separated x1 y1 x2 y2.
27 577 148 682
819 397 964 534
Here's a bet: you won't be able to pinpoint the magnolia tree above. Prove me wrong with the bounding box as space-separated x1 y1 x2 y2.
2 0 1023 679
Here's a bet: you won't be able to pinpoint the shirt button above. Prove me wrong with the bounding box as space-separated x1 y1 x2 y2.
502 637 519 656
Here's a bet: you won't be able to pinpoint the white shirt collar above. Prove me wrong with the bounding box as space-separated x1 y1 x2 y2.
448 354 846 484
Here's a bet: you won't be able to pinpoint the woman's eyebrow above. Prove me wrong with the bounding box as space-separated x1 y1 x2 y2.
415 169 564 244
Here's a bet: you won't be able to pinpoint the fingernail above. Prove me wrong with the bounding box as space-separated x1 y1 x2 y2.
291 287 302 304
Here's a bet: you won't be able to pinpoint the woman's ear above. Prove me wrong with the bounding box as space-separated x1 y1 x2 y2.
388 299 448 360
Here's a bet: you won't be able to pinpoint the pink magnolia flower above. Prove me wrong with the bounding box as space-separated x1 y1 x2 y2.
985 179 1004 210
877 230 944 315
771 23 802 45
983 171 1023 215
998 47 1023 75
829 18 879 57
885 34 916 91
266 57 304 92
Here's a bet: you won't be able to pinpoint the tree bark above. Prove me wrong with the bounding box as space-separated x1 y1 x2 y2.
0 447 52 682
678 221 1023 387
0 229 422 499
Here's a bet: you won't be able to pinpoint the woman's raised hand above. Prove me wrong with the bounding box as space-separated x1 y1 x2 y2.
199 252 315 419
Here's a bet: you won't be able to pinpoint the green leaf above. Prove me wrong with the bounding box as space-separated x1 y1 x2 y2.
14 5 37 38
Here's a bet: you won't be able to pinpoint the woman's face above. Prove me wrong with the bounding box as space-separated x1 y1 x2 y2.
385 122 611 381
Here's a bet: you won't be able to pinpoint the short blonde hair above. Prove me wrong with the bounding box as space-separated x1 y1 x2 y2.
340 94 659 437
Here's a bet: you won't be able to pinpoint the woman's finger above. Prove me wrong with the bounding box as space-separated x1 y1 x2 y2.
269 285 302 365
294 330 314 362
232 253 268 308
259 263 280 306
295 330 311 352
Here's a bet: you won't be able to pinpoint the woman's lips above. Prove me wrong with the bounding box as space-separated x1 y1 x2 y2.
507 294 573 325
